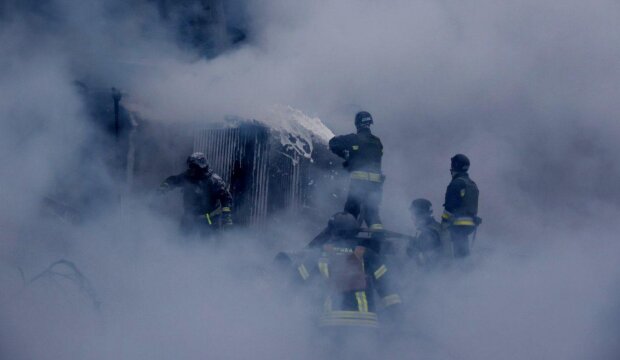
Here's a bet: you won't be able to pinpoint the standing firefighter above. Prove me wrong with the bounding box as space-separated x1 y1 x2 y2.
158 152 233 235
441 154 480 258
294 212 402 356
329 111 385 231
407 198 443 267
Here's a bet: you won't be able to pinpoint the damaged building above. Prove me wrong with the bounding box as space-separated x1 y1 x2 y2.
44 86 347 230
134 106 348 229
191 109 346 227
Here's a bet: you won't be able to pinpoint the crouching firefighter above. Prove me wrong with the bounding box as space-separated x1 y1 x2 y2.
294 212 402 356
407 198 443 267
329 111 385 231
158 152 233 236
441 154 481 258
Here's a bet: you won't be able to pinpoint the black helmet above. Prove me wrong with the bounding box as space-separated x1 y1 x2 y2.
410 198 432 215
187 152 209 170
450 154 470 172
328 212 360 237
354 111 373 129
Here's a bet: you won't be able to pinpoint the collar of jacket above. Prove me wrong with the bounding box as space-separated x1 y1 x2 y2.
451 171 469 180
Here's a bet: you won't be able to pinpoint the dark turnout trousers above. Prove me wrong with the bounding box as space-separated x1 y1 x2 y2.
344 172 384 230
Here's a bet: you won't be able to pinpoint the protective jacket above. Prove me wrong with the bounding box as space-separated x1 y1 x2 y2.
329 129 385 230
442 172 479 258
329 129 383 173
160 169 232 226
407 216 442 258
442 172 479 225
295 237 401 329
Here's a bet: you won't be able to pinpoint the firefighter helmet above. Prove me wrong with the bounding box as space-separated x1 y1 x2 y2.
328 212 360 237
187 152 209 170
410 198 433 215
450 154 470 172
354 111 373 129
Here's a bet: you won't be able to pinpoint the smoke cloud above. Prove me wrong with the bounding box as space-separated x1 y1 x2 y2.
1 0 619 359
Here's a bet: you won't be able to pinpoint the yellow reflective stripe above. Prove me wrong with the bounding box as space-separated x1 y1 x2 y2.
370 223 384 230
352 145 359 150
297 264 310 280
355 291 368 312
374 265 387 280
453 219 475 226
322 311 378 320
368 173 382 182
205 213 212 225
452 217 476 226
442 211 452 220
350 171 368 180
318 261 329 278
355 292 363 312
350 171 383 182
383 294 402 307
222 207 231 212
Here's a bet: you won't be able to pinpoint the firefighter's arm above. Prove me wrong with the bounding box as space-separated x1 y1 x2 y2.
273 252 316 291
368 253 404 334
328 135 353 159
443 179 465 215
368 253 402 309
294 253 321 284
158 174 183 193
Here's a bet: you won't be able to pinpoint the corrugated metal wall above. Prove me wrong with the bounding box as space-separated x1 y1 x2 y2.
193 128 238 184
193 124 307 227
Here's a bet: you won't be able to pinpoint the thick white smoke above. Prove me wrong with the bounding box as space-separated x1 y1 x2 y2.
1 0 620 359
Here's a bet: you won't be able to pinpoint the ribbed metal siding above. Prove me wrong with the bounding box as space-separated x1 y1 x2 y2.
193 125 309 227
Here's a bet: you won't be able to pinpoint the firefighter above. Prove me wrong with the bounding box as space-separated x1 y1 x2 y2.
294 212 402 355
441 154 480 258
406 198 442 267
158 152 233 235
329 111 385 231
307 211 382 254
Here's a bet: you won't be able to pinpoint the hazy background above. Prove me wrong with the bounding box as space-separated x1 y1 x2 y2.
1 0 619 359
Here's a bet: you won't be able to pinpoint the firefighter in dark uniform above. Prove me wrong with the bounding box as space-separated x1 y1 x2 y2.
406 198 443 267
159 152 233 235
294 212 402 357
441 154 480 258
329 111 385 231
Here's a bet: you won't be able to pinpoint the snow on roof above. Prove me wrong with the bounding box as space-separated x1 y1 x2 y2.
123 99 334 160
258 105 334 159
